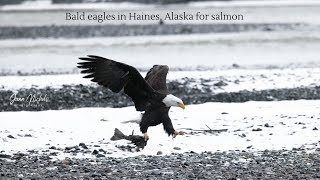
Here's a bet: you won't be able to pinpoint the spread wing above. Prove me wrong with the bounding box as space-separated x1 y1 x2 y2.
145 65 169 94
77 55 156 111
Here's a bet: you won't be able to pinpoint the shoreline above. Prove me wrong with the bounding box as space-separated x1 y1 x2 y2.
1 150 319 179
1 84 319 112
0 23 306 40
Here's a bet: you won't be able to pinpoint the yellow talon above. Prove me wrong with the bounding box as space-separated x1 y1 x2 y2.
143 133 149 141
173 131 185 138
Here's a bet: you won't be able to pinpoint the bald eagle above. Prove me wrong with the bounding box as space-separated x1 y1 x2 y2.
77 55 185 141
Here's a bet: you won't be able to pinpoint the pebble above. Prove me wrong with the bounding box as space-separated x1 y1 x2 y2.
0 150 319 179
79 143 88 149
252 128 263 132
92 150 99 155
264 123 273 128
96 154 105 158
214 81 228 87
49 146 57 149
7 135 15 139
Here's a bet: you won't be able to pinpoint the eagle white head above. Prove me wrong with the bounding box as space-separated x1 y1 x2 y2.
162 94 185 109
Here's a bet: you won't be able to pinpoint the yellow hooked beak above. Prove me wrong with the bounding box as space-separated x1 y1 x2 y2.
178 102 185 110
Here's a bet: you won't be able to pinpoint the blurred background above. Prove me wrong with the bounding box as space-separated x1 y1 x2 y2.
0 0 319 75
2 1 320 174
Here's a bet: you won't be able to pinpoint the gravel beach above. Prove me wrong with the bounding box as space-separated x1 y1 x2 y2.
1 150 320 179
1 80 320 112
0 23 307 40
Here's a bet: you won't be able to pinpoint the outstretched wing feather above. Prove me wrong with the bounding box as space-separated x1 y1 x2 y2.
145 65 169 94
77 55 156 111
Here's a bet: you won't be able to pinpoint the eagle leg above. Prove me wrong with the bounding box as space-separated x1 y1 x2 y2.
143 132 149 141
173 130 185 138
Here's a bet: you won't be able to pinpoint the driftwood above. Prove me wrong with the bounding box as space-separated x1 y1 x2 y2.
181 124 228 134
110 128 147 149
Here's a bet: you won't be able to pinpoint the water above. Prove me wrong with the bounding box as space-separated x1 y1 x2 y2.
1 1 320 26
0 1 320 75
0 31 319 74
